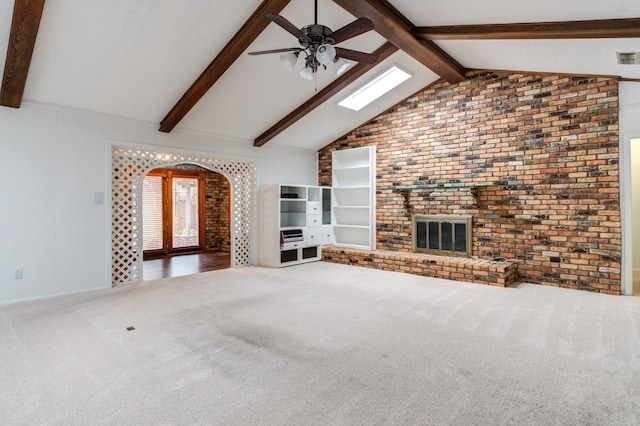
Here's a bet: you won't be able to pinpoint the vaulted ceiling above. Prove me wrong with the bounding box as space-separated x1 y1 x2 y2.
2 0 639 151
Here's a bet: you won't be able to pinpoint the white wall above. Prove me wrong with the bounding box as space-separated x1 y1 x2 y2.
619 82 640 294
0 102 318 304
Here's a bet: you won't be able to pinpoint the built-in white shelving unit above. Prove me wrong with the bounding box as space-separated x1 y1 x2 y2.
332 146 376 250
259 184 332 267
259 147 375 266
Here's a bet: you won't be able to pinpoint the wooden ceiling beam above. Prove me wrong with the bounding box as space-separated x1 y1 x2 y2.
1 0 46 108
254 42 398 147
332 0 465 83
415 18 640 40
159 0 292 133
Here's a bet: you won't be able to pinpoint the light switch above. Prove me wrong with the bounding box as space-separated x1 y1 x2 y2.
94 191 104 205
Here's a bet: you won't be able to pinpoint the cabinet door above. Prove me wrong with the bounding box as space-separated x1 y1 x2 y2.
322 188 332 225
321 225 335 245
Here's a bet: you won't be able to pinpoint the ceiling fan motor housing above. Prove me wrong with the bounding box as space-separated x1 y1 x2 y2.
299 24 335 49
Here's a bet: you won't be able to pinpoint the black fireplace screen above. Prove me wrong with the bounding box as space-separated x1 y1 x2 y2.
413 215 472 257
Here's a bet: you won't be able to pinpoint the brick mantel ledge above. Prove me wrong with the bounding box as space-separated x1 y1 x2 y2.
322 246 519 287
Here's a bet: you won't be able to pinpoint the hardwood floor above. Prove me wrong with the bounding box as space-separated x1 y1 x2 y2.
143 251 231 281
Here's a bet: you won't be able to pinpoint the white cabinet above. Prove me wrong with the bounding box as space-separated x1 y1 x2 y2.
332 146 376 250
259 184 330 267
259 147 376 266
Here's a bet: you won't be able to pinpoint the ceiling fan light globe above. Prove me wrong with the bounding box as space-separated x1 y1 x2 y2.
299 67 315 80
316 44 336 65
279 52 298 71
335 58 351 76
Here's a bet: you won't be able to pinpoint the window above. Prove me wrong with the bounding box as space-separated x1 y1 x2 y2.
172 177 200 249
142 175 164 251
338 64 412 111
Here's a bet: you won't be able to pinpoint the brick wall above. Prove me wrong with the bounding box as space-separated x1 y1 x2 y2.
318 71 621 294
205 172 231 252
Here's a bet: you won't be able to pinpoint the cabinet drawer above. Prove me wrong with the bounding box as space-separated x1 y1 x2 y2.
307 202 322 214
307 214 322 227
281 241 302 250
304 227 322 245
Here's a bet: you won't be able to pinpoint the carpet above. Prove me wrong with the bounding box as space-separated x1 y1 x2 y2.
1 262 639 425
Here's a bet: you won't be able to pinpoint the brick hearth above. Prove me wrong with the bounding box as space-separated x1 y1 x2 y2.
322 246 518 287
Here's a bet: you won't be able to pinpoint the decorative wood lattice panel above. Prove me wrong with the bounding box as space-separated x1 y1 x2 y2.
111 146 256 285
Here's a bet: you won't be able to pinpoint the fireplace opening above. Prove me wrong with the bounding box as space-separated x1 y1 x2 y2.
412 214 472 257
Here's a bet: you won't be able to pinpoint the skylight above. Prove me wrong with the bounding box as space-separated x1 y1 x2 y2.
338 65 412 111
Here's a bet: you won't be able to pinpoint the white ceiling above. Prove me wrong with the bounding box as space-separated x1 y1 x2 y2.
1 0 639 151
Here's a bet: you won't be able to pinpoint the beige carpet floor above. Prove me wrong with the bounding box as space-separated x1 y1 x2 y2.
1 262 640 425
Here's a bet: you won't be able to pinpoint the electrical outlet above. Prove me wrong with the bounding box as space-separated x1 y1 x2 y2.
14 268 23 280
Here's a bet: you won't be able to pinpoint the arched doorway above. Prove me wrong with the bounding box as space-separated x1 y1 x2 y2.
111 145 256 286
141 164 232 280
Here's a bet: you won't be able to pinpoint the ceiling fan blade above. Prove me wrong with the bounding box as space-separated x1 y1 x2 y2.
267 14 311 43
335 48 379 64
328 17 375 44
248 48 301 56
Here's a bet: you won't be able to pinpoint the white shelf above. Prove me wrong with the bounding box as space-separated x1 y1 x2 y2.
333 187 370 206
333 164 370 170
280 199 306 211
280 212 306 228
333 167 370 187
307 187 321 202
280 225 304 231
332 146 372 169
280 185 306 200
332 147 376 250
333 243 371 250
334 226 371 247
333 206 370 226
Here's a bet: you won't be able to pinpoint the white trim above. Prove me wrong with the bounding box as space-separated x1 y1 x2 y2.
105 141 114 290
0 286 108 307
620 132 631 295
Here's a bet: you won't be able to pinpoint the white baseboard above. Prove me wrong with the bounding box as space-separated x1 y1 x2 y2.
0 286 109 307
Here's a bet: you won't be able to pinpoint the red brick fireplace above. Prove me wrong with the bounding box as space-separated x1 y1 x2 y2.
319 71 621 294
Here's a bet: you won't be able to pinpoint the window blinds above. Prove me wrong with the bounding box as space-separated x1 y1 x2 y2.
142 175 164 251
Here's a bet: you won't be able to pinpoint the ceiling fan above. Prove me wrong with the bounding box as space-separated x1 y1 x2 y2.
248 0 378 80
